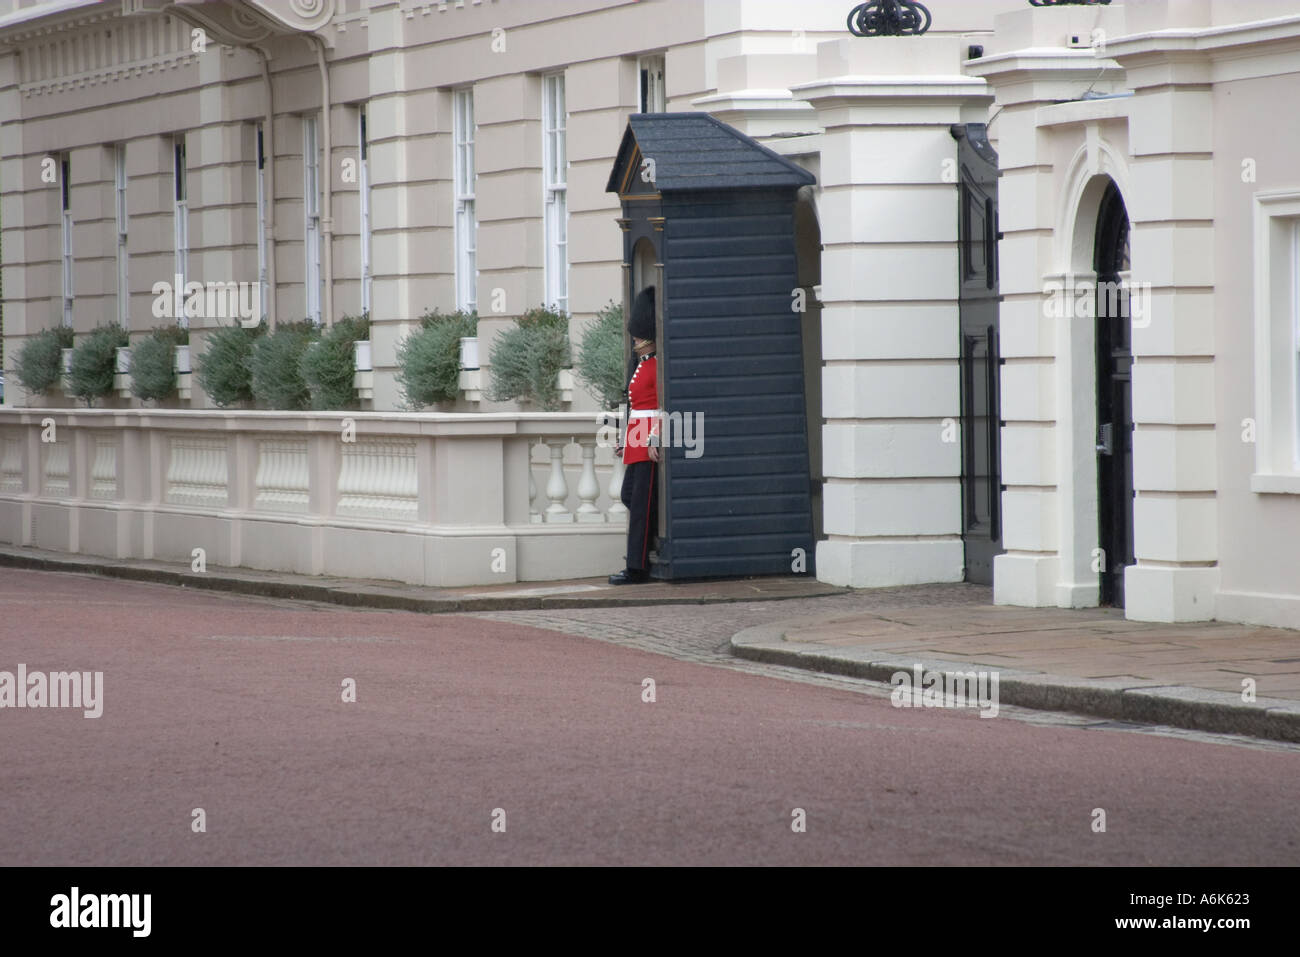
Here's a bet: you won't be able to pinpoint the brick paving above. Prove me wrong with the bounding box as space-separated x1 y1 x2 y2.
773 603 1300 702
475 581 992 665
477 583 1300 749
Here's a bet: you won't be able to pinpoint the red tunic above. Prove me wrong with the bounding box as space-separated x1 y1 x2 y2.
622 354 659 464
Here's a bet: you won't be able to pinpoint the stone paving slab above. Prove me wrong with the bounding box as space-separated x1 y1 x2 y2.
732 603 1300 743
0 543 844 613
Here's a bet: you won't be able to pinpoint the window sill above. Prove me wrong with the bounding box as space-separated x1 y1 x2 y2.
1250 473 1300 494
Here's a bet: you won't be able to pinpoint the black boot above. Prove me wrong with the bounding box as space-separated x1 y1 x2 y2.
608 568 650 585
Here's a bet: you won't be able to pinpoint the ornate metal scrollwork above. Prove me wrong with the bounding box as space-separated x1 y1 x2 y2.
847 0 932 37
1027 1 1112 6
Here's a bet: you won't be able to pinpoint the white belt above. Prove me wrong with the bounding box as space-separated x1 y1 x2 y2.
628 409 661 419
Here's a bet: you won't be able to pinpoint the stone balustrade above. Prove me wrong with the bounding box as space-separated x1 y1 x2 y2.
0 409 627 586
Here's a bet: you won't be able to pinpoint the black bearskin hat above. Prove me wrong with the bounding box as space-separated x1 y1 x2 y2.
628 286 656 341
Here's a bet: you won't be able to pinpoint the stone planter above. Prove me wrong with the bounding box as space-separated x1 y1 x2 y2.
459 336 482 402
353 339 374 401
114 346 132 398
174 344 192 401
459 336 480 370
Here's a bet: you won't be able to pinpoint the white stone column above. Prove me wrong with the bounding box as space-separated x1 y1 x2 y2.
366 7 446 411
967 9 1128 610
1109 40 1218 621
793 37 990 588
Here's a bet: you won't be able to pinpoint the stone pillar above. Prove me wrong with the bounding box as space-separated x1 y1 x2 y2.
793 37 991 588
366 5 447 411
0 42 33 408
967 8 1127 609
1108 39 1218 621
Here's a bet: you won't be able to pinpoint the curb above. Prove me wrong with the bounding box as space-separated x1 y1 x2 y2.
0 548 845 615
731 622 1300 744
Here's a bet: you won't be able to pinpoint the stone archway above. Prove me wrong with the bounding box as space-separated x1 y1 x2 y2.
1050 136 1134 608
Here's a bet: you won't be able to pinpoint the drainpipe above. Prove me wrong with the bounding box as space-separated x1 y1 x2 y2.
254 45 278 330
304 33 334 328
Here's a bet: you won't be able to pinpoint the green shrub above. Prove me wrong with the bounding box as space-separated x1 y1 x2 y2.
488 307 571 411
129 326 189 403
250 320 318 410
196 322 262 408
300 313 370 411
396 309 477 408
14 326 74 396
67 324 129 406
576 301 627 411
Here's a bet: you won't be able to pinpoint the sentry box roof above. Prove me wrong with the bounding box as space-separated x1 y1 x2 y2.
607 112 816 196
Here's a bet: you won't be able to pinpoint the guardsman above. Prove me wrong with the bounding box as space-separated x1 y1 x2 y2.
609 286 659 585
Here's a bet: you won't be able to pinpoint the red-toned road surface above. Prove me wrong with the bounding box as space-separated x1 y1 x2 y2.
2 567 1297 866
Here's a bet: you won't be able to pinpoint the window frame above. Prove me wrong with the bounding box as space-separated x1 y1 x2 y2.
115 143 129 329
60 153 73 328
173 135 188 328
542 73 568 314
359 106 371 316
638 55 666 113
453 88 477 313
1250 189 1300 492
256 123 267 322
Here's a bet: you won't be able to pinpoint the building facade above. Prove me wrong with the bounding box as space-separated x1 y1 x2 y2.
2 0 1299 626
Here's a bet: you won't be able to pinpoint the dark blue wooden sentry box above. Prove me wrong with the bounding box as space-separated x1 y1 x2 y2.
606 113 817 579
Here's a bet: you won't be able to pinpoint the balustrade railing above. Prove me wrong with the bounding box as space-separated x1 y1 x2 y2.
0 409 627 586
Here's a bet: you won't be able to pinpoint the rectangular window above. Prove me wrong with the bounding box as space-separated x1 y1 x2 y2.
60 153 73 328
543 73 568 314
1250 190 1300 492
173 135 188 328
256 123 267 322
639 55 665 113
359 107 371 316
115 144 129 329
303 114 322 324
453 88 476 313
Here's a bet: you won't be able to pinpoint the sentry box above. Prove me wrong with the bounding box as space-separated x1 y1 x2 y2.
607 112 819 580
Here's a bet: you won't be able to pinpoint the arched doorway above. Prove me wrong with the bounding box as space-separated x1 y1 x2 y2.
1094 180 1133 607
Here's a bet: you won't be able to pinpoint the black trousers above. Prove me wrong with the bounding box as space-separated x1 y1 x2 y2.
620 460 658 572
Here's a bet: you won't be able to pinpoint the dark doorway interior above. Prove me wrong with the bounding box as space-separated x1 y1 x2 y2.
1094 180 1134 608
953 123 1002 585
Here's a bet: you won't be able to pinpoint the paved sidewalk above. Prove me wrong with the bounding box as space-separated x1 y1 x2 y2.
0 543 842 612
732 603 1300 742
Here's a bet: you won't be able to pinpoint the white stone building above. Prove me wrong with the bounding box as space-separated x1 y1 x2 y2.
2 0 1299 627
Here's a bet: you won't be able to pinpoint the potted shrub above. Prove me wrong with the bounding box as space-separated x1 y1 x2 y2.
300 313 370 410
395 309 478 408
576 301 627 413
250 320 318 410
487 306 571 411
195 321 264 408
129 326 190 403
14 326 75 399
67 324 129 406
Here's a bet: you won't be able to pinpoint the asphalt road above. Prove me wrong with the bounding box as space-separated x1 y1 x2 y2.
2 567 1297 866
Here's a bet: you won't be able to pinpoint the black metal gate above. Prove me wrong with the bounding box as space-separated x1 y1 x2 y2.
952 123 1003 585
1095 180 1134 607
